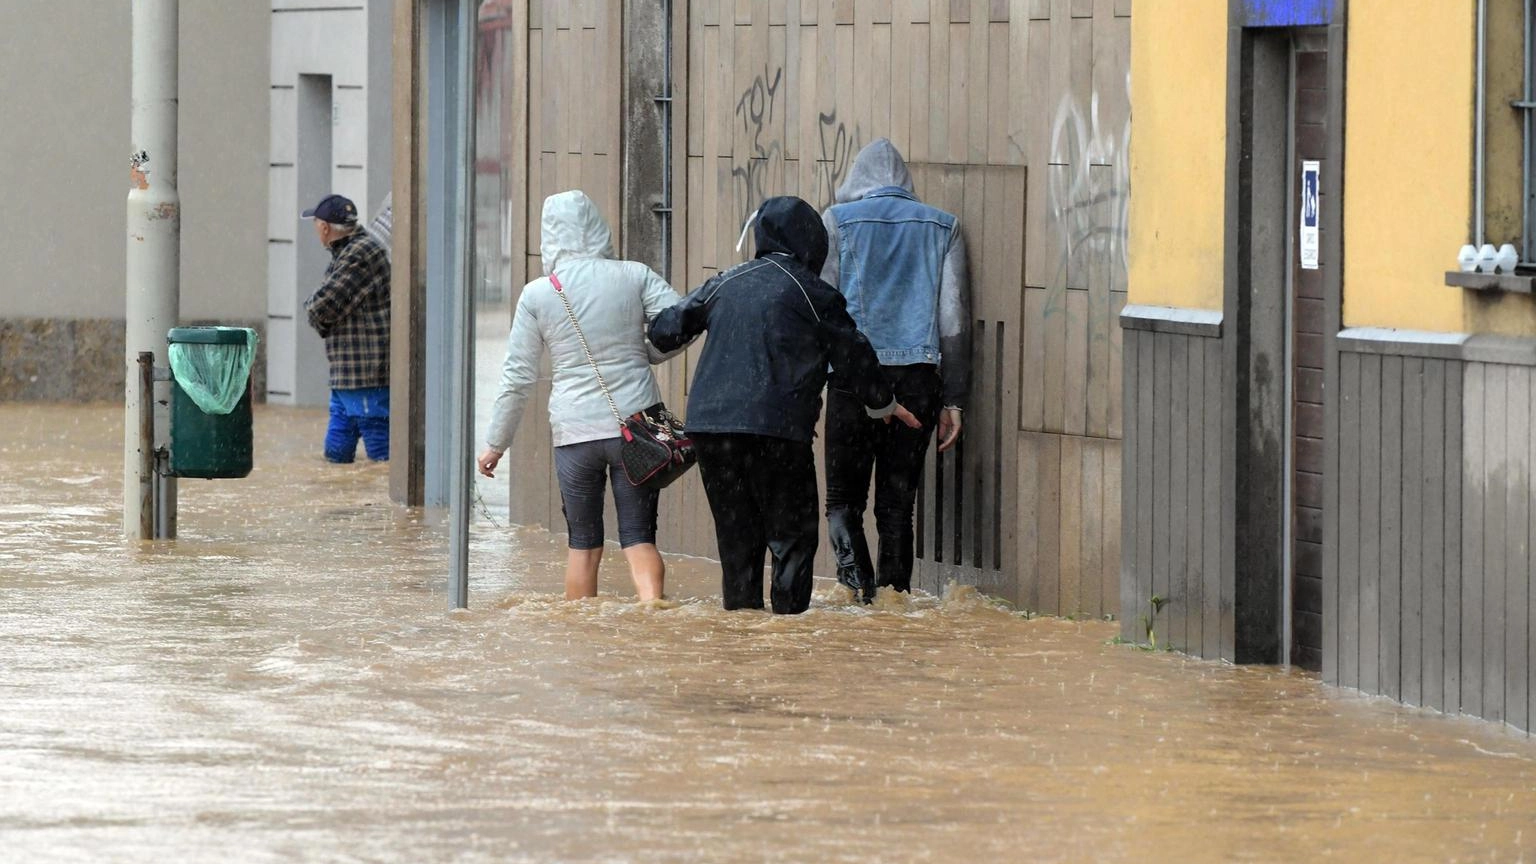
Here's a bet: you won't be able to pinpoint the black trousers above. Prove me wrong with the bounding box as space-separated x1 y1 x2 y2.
693 433 820 614
824 365 944 600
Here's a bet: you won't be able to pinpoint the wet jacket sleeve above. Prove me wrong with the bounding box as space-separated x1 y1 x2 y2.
819 210 842 288
484 294 545 453
938 223 972 409
819 292 895 413
304 244 372 339
647 273 720 353
638 265 686 364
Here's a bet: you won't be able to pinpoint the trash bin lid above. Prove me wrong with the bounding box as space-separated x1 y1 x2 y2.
167 326 255 345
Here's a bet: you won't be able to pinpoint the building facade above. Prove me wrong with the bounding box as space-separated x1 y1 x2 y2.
1125 0 1536 732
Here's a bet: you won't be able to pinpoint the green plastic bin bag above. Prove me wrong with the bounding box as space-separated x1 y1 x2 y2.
167 327 257 479
168 326 258 415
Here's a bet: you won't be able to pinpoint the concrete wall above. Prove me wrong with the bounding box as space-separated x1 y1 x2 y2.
0 1 269 401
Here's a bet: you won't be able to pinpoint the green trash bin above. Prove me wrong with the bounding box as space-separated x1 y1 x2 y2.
166 326 258 479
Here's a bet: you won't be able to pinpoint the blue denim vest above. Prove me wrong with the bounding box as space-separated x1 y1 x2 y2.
827 187 957 366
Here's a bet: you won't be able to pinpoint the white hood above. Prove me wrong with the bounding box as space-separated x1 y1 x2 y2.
540 190 615 275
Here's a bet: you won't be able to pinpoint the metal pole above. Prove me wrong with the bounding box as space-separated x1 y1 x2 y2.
448 0 477 609
136 353 155 540
124 0 180 539
1525 0 1534 261
658 0 674 280
1476 0 1488 247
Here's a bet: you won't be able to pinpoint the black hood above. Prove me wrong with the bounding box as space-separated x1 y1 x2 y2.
752 196 828 275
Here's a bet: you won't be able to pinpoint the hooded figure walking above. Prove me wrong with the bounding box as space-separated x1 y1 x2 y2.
819 139 972 602
648 196 920 614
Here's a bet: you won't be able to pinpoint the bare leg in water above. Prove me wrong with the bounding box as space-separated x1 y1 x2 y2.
624 543 665 601
566 545 665 601
565 548 602 599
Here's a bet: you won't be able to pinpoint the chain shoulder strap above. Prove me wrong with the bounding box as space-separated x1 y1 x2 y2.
549 273 626 428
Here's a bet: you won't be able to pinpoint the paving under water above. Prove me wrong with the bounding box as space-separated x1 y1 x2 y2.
2 402 1535 862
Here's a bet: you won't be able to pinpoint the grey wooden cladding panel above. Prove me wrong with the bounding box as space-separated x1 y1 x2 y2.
1338 352 1361 688
1151 332 1171 637
1359 354 1383 694
1119 327 1140 640
1380 356 1403 701
1332 351 1536 733
1481 363 1504 723
1444 364 1464 715
1401 358 1424 707
1203 336 1223 660
1185 339 1207 655
1167 333 1189 649
1505 366 1530 732
1134 325 1155 632
1421 359 1447 711
1116 326 1223 656
1461 362 1485 718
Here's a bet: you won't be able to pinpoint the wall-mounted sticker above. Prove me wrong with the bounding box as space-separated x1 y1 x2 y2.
1300 160 1320 271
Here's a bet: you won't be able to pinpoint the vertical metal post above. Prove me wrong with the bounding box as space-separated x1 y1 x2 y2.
125 0 180 539
447 0 477 609
1525 0 1534 261
136 353 155 540
1476 0 1488 247
657 0 674 279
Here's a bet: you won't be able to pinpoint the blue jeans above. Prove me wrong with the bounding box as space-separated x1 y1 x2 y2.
325 387 389 463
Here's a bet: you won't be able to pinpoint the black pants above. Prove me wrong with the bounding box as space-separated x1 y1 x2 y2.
824 365 944 600
693 434 820 614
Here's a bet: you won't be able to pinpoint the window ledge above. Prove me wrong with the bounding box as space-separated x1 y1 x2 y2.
1444 271 1536 294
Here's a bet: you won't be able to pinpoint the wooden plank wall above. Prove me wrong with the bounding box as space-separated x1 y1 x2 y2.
1456 360 1532 731
670 0 1132 613
1332 349 1536 734
501 0 1133 616
1118 328 1226 657
506 0 624 531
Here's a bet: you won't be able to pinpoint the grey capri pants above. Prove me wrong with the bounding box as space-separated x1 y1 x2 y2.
553 437 660 550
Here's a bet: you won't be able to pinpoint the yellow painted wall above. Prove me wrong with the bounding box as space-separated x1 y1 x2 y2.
1126 0 1228 311
1343 1 1474 332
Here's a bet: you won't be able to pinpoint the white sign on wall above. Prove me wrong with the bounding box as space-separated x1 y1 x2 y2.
1300 160 1320 270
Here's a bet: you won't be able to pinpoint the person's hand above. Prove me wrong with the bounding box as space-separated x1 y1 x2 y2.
477 448 504 478
937 408 962 452
884 403 923 429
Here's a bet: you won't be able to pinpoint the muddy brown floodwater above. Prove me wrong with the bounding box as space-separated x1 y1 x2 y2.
2 402 1536 863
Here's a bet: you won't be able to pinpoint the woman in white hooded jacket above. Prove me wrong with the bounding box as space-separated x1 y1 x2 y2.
477 191 682 601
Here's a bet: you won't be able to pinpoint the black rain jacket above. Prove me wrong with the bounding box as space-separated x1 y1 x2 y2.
648 196 894 443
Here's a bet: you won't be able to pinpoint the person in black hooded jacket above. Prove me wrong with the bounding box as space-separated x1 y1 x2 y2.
649 196 920 614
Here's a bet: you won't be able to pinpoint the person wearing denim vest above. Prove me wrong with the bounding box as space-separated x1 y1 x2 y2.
820 138 972 603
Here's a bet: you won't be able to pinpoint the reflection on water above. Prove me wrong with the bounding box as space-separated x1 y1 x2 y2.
2 403 1535 862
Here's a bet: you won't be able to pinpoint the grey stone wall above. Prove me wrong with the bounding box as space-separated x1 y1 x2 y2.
0 318 266 404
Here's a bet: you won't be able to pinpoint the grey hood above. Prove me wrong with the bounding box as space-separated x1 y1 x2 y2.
540 190 615 275
834 138 915 204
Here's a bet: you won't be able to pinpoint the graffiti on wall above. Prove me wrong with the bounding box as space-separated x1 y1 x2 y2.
1047 71 1132 295
728 66 860 230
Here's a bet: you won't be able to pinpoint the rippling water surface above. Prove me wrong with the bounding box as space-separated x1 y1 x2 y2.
2 403 1535 862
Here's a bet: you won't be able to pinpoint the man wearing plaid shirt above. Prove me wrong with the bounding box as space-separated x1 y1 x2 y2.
302 194 392 463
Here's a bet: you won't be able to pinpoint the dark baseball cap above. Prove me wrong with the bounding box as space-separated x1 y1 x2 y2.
301 194 359 225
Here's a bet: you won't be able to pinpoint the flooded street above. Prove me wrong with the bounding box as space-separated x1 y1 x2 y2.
3 402 1536 863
